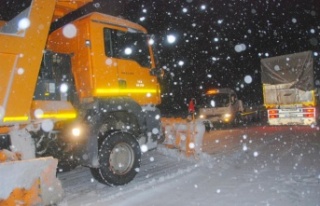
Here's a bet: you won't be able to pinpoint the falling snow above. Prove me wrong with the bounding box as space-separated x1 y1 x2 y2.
1 0 320 205
62 23 77 38
18 18 30 30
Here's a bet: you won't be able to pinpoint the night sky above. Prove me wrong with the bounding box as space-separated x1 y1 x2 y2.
115 0 320 113
100 0 319 114
1 0 320 114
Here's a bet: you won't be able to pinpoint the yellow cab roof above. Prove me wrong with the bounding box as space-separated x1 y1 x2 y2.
53 0 93 21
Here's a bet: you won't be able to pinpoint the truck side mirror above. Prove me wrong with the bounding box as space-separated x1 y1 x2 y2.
238 100 244 112
150 67 164 79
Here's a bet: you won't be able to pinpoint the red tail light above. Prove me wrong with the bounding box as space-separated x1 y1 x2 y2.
303 108 315 118
304 113 314 118
268 109 279 119
303 108 314 113
268 110 278 114
269 115 279 119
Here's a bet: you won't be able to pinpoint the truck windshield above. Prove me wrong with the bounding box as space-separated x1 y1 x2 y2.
202 93 230 108
104 28 151 68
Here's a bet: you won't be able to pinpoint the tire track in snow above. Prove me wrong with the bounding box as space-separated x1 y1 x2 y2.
58 148 197 205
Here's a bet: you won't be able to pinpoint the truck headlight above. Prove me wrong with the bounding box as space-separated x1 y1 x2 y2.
65 121 88 141
223 113 231 122
71 127 81 137
224 113 231 118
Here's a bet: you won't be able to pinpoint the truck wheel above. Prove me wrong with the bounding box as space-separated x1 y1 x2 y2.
90 131 141 186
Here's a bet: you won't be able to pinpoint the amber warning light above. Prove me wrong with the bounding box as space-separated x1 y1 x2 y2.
206 89 219 95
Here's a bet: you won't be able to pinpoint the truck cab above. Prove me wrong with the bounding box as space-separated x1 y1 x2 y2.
0 0 163 187
198 88 244 125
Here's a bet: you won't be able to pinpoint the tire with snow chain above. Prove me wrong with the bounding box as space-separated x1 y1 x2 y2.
90 131 141 186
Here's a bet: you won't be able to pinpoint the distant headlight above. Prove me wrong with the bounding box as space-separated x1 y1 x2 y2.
224 113 231 118
223 113 232 123
199 114 205 119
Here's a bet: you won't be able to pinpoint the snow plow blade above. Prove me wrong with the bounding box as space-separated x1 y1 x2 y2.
0 155 63 205
161 118 206 157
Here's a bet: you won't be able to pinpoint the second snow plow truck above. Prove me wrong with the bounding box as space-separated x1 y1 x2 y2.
0 0 163 204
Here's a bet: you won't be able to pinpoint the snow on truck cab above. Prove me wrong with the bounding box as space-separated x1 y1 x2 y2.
0 0 163 203
198 88 244 125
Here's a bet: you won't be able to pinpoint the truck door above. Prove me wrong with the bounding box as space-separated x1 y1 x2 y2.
102 28 159 105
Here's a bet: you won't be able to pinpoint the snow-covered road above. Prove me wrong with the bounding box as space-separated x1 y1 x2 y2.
58 124 320 206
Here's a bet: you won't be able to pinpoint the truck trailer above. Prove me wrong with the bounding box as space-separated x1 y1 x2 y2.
261 51 318 125
0 1 163 203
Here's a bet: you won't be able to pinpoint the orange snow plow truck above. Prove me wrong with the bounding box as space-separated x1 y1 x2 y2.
0 0 163 205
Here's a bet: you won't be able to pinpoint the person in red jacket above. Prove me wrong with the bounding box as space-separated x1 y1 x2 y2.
188 98 196 121
188 99 195 114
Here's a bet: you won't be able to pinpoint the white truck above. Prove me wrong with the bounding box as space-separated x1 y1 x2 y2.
261 51 318 125
197 88 244 126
